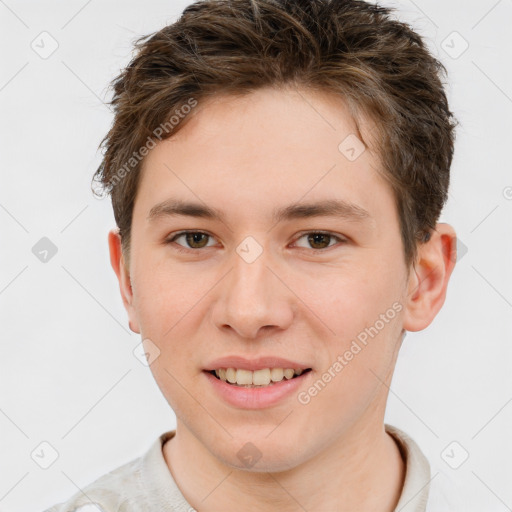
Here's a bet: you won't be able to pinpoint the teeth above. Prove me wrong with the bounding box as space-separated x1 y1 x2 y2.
226 367 237 384
283 368 294 380
214 367 306 386
252 368 271 386
270 368 284 381
236 369 253 385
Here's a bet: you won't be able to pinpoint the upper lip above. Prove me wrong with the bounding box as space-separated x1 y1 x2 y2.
204 356 311 372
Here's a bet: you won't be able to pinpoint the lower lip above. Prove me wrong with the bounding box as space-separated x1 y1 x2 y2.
203 370 312 410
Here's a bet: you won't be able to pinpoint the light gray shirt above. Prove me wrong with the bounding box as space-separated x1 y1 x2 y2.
43 424 441 512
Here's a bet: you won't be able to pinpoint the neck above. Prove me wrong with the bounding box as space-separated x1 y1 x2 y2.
164 416 405 512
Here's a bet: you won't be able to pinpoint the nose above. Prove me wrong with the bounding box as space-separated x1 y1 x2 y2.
211 242 294 340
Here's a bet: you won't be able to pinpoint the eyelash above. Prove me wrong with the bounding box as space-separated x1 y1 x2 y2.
165 230 348 254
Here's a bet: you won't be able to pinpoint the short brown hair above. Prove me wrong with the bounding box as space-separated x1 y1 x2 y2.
92 0 458 269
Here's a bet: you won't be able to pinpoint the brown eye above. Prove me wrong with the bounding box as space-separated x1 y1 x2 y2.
184 232 210 248
307 233 331 249
294 231 347 250
167 231 215 251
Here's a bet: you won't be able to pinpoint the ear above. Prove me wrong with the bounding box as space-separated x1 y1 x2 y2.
402 223 457 332
108 228 140 334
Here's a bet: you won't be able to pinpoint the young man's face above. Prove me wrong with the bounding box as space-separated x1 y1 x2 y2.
109 86 455 470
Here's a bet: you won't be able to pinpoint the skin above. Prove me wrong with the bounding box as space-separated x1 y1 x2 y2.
108 86 457 511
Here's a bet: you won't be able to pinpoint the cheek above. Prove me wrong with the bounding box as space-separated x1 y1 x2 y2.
326 284 404 380
304 318 402 432
132 262 197 330
300 263 404 396
294 262 381 336
131 268 205 399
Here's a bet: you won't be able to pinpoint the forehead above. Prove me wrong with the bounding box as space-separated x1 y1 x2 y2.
165 86 370 154
134 86 393 230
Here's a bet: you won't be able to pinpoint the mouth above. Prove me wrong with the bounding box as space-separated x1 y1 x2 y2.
206 367 313 388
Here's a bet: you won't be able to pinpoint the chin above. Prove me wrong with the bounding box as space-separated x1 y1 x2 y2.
223 449 307 473
210 428 310 473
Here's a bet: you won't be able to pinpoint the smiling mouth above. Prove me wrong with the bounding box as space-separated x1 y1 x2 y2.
208 368 312 388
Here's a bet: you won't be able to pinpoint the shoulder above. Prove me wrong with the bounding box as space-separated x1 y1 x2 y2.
385 424 467 511
42 455 146 512
42 431 183 512
386 424 432 511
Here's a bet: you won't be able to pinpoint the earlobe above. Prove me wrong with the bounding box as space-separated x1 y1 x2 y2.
402 223 457 332
107 228 141 334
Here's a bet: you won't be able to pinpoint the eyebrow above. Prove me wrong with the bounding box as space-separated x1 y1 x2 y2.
147 198 373 226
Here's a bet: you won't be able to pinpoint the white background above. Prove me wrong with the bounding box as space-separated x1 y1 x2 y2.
0 0 511 510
